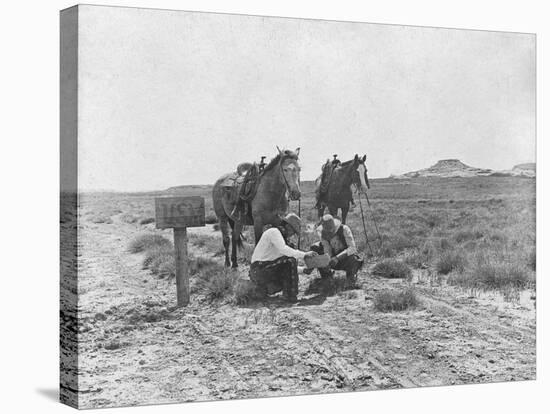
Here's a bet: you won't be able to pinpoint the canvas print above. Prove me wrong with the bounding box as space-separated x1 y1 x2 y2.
60 5 536 409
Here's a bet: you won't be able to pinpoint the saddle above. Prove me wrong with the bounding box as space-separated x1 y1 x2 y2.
316 160 338 207
222 162 261 223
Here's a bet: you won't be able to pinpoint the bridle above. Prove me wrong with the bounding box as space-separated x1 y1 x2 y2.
353 162 370 194
279 156 299 199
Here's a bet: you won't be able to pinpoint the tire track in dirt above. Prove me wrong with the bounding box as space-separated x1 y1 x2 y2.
366 270 535 345
288 306 420 389
188 318 251 392
285 267 535 390
414 290 534 341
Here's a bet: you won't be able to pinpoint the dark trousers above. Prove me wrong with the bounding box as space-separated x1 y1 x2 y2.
249 256 299 301
310 243 363 281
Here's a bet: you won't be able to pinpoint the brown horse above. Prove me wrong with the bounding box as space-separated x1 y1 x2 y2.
315 154 370 224
212 147 301 268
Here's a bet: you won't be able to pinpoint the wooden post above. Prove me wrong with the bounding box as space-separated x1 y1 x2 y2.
173 227 189 307
155 196 205 307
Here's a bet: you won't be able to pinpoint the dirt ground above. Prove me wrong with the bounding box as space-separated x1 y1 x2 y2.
61 183 536 408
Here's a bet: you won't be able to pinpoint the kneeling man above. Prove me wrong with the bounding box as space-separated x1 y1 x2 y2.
312 214 364 287
249 213 315 302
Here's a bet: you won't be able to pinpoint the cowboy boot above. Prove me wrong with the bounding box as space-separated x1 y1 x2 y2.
345 257 363 289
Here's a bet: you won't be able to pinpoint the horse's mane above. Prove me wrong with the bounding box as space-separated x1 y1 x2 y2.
263 149 299 173
339 159 355 168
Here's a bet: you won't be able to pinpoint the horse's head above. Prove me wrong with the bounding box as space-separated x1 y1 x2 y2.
351 154 370 194
276 146 301 201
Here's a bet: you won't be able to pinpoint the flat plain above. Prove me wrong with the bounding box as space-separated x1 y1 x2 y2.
60 176 536 408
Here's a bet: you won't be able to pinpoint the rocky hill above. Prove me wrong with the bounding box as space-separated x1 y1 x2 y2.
512 163 536 177
392 159 535 179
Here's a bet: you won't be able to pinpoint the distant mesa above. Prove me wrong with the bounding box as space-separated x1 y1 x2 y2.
512 163 535 172
391 159 535 179
165 184 212 193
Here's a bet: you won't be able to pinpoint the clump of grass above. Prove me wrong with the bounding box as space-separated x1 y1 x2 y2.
372 259 412 279
205 211 218 224
189 256 220 275
142 245 172 269
188 234 222 253
373 288 419 312
486 231 508 244
194 269 239 301
424 213 442 228
378 243 395 258
435 250 467 275
139 217 155 225
142 246 221 279
156 260 176 279
89 214 113 224
119 213 138 224
403 250 428 269
387 234 418 253
427 237 454 252
453 229 484 244
448 257 533 294
149 251 175 276
128 233 172 253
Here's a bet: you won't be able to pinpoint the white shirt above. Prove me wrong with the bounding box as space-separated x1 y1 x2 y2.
251 227 306 263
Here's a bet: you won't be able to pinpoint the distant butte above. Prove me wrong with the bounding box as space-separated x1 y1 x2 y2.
391 159 535 179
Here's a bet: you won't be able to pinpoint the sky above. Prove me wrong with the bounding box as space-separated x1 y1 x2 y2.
75 5 535 192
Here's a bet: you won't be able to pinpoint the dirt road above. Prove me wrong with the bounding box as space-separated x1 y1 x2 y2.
67 212 535 409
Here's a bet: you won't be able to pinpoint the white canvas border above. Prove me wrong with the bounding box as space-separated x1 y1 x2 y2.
1 0 546 413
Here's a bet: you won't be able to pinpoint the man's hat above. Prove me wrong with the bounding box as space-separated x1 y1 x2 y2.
282 213 302 235
320 214 342 240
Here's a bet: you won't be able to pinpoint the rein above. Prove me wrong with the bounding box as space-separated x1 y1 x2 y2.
356 190 375 256
355 186 383 255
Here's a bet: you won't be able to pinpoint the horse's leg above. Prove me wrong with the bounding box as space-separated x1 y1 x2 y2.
341 205 349 224
328 205 338 218
230 220 243 268
219 216 231 267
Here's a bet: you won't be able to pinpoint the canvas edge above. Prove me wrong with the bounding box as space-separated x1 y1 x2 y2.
60 4 80 409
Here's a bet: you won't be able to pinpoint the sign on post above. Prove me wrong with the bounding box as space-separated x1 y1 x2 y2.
155 196 205 307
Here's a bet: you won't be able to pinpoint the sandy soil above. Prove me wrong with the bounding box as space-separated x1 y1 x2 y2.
65 201 535 409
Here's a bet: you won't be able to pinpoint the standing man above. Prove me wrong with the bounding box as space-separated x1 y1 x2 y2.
249 213 315 302
311 214 364 288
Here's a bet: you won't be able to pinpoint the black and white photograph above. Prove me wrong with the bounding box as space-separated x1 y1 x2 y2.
4 1 547 413
59 5 537 409
61 6 537 408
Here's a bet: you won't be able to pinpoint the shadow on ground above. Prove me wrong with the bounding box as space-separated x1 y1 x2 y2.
35 388 58 402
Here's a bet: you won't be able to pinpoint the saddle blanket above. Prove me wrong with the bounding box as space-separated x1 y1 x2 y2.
220 172 245 188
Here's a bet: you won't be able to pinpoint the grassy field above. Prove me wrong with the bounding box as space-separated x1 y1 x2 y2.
148 176 536 299
62 176 536 408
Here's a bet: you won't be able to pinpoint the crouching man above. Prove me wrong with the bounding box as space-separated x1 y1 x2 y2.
249 213 315 302
311 214 364 288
